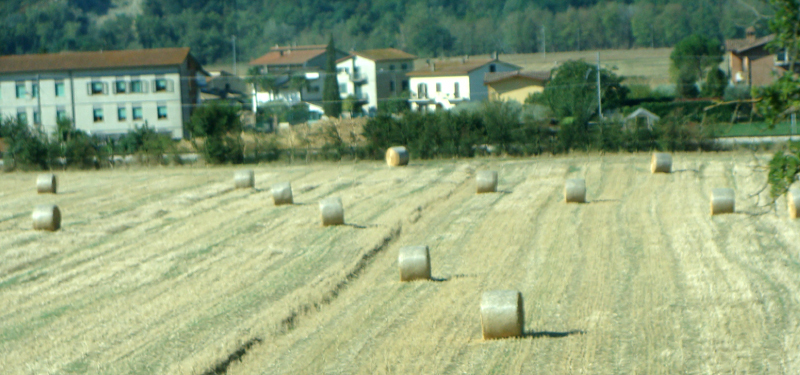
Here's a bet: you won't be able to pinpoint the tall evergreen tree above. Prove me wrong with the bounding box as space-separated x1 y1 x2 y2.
323 35 342 118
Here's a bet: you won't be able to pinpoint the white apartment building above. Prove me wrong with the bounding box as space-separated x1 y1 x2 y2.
336 48 416 114
407 59 521 111
0 47 204 139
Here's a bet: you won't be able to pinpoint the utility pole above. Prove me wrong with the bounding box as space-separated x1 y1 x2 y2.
792 113 797 141
597 52 602 120
542 25 546 61
232 35 237 76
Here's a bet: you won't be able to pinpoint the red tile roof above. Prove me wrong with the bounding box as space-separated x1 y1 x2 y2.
353 48 416 62
0 48 192 74
407 59 521 77
725 34 775 53
249 46 328 66
484 70 550 85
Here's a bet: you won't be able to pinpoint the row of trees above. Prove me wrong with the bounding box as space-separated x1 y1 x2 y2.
363 101 716 159
1 0 773 63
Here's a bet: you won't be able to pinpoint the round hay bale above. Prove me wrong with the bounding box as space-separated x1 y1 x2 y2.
710 188 735 215
36 173 57 194
564 178 586 203
319 197 344 226
272 182 294 206
480 290 524 340
386 146 409 167
651 152 672 174
789 188 800 219
476 171 498 194
32 204 61 231
398 245 431 282
234 169 254 189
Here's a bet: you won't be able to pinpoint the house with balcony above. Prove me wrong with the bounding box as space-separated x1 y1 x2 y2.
725 27 796 87
336 48 416 114
0 47 204 139
407 58 521 111
248 45 347 112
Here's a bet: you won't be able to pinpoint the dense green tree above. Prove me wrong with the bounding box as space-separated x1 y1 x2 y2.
322 36 342 118
703 67 728 97
188 101 244 164
670 34 723 98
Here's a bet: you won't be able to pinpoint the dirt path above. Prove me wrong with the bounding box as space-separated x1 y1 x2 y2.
1 153 799 374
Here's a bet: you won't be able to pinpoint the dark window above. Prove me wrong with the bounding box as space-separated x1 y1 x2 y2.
401 80 409 91
390 80 395 92
401 63 408 71
436 83 442 93
91 82 104 95
489 64 496 73
454 82 460 98
130 80 143 93
56 108 67 122
16 83 25 98
93 107 104 122
417 83 427 98
155 78 167 92
118 107 127 121
157 105 167 119
31 83 38 98
55 82 65 97
389 64 395 71
116 81 127 93
132 107 143 120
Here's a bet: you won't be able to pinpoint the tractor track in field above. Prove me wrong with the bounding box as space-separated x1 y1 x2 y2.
199 164 476 375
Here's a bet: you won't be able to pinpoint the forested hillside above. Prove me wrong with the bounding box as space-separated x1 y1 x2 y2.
0 0 772 65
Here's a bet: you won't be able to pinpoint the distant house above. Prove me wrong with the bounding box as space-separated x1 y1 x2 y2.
625 108 660 130
0 47 204 139
725 27 793 87
336 48 416 114
248 45 347 113
484 70 550 103
407 58 521 111
199 70 250 107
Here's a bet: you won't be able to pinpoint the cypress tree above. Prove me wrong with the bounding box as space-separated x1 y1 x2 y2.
323 35 342 117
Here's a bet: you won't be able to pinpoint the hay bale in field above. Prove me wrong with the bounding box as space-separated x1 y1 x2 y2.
564 178 586 203
319 197 344 226
272 182 294 205
476 171 498 194
398 245 431 281
32 204 61 231
386 146 409 167
710 188 735 215
480 290 524 340
788 188 800 219
36 174 57 194
651 152 672 174
234 169 254 189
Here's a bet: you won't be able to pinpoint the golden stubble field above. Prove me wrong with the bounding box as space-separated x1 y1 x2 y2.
1 152 799 374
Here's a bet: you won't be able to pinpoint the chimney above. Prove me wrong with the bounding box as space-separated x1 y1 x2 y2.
746 26 756 43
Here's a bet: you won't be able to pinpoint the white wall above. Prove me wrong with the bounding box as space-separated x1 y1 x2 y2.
1 68 186 139
409 75 471 110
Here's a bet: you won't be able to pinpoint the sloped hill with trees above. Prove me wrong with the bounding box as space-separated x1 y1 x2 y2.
0 0 774 65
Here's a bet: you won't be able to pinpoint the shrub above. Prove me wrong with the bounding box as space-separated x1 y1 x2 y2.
189 101 244 164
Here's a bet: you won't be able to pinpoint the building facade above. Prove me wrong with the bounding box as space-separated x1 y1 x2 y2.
0 47 203 139
407 59 521 111
484 70 550 103
249 45 347 111
725 27 792 87
336 48 416 114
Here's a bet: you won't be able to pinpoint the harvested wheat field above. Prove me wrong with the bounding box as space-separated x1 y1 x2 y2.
1 153 800 374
